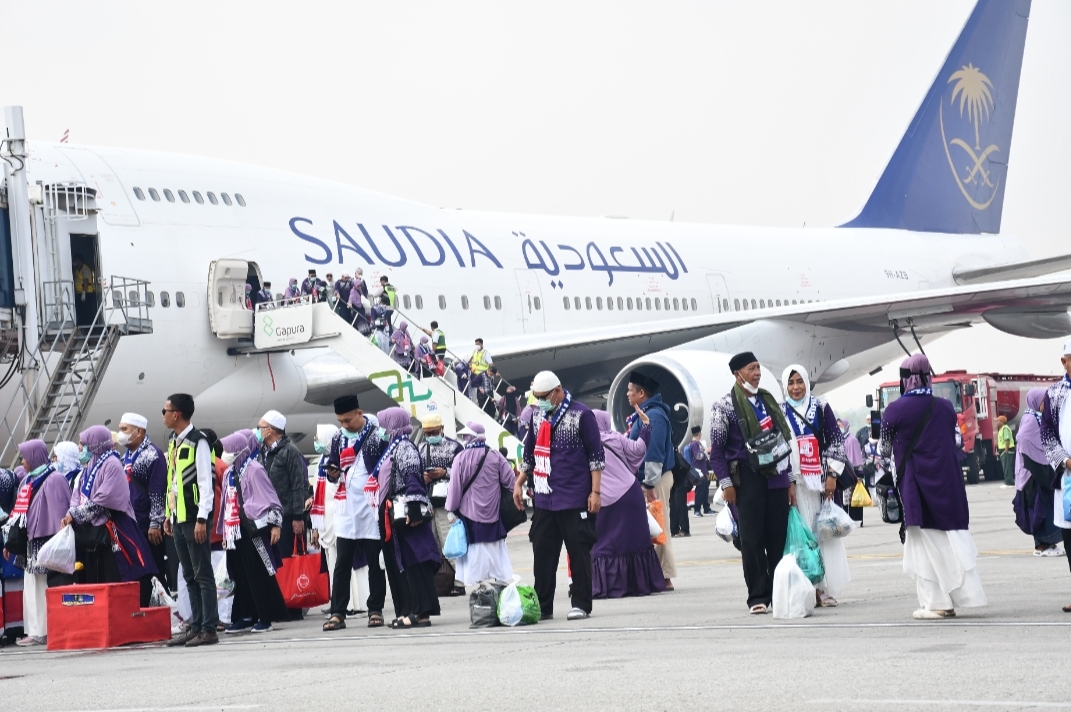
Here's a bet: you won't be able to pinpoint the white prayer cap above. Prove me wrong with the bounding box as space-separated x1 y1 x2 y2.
1064 338 1071 356
120 412 148 429
531 371 561 393
262 409 287 431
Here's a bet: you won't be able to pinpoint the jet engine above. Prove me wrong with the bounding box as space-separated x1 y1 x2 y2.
983 308 1071 339
607 350 783 448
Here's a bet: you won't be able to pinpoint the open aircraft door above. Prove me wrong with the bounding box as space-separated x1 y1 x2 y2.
208 259 261 339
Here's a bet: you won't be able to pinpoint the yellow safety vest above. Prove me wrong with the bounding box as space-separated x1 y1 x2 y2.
383 284 397 308
470 349 489 375
74 264 95 294
166 429 207 523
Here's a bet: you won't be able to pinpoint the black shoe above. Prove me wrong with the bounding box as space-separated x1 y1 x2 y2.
540 612 554 621
166 629 195 647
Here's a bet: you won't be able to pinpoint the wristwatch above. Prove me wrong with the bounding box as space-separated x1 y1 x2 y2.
196 517 207 524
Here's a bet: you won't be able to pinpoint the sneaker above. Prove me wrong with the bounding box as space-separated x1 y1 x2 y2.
692 511 703 517
15 635 44 647
566 607 589 620
184 630 220 647
250 621 273 633
1039 546 1066 557
225 619 254 634
166 629 195 647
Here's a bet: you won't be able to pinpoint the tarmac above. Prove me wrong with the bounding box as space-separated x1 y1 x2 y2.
3 481 1069 712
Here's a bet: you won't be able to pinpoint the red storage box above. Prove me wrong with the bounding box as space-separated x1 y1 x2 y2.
46 582 170 651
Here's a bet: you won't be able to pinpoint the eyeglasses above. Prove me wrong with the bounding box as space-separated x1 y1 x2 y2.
162 408 176 415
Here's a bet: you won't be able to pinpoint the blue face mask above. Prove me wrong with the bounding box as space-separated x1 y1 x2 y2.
378 427 388 441
254 429 264 444
340 428 359 439
536 399 554 412
313 441 327 454
79 448 92 464
786 395 808 408
426 435 443 445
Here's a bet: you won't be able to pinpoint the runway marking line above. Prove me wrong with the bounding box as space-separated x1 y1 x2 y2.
811 699 1071 708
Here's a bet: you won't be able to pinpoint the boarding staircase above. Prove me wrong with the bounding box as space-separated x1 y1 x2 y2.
248 300 523 457
0 277 153 465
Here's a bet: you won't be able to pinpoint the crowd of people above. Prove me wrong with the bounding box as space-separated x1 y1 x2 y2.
4 339 1071 647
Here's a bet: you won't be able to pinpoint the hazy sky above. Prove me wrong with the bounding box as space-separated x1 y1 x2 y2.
4 0 1070 420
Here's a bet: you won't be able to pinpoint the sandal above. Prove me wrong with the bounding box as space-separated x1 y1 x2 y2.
1062 604 1071 613
449 586 466 597
389 615 431 629
323 616 346 631
368 612 384 628
749 604 768 615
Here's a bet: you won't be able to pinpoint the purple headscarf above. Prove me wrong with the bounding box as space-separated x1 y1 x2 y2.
592 409 646 506
1014 388 1048 490
80 425 116 461
18 440 50 472
73 425 134 521
215 430 281 539
900 353 932 392
377 407 413 439
221 430 254 468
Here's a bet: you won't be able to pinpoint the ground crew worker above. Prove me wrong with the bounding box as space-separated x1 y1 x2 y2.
420 321 447 366
469 338 492 403
72 254 97 326
379 275 397 328
997 415 1016 487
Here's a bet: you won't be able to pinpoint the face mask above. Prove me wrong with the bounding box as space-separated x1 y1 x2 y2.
254 429 264 443
536 399 554 412
741 381 759 395
426 435 443 445
116 431 131 448
786 394 807 408
313 441 327 454
340 428 359 439
221 452 238 466
378 427 388 441
79 448 92 464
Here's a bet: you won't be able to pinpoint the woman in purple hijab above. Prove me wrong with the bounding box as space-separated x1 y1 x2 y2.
11 439 71 646
1013 389 1063 555
389 321 414 371
62 425 157 600
589 411 665 599
373 406 441 628
216 431 288 633
880 354 987 619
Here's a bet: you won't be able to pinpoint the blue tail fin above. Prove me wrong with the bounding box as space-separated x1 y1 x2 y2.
842 0 1030 234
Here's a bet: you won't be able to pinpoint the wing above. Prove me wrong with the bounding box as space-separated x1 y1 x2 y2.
953 253 1071 285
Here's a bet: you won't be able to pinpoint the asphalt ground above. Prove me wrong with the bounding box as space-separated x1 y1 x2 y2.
3 481 1069 712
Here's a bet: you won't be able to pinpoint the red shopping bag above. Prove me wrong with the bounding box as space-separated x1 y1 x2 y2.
277 540 330 609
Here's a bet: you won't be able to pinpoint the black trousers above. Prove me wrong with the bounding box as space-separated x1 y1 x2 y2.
331 537 387 618
138 532 168 607
379 536 414 619
228 532 288 624
670 482 692 535
693 478 712 513
734 463 790 608
1062 529 1071 575
529 507 596 615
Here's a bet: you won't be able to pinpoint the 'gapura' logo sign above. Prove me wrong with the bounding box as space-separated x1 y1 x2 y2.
261 315 305 339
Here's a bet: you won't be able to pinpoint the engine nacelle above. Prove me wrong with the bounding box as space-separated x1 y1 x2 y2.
983 308 1071 339
607 350 783 448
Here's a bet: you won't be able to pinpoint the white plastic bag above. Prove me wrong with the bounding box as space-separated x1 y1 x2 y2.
215 553 234 600
36 524 76 574
497 580 523 627
772 554 815 619
714 506 737 543
149 576 186 634
815 500 854 540
646 509 663 539
709 486 726 514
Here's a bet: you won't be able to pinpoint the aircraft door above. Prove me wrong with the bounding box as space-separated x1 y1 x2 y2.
208 258 258 339
513 270 546 333
705 274 730 313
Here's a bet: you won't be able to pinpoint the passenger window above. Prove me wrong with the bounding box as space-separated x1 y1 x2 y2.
148 188 160 202
221 193 233 206
673 298 679 311
760 300 765 308
606 297 613 311
438 295 446 309
792 299 797 305
402 295 412 309
160 291 170 308
681 299 688 312
146 291 155 307
207 192 218 205
563 296 571 310
734 299 740 311
627 297 634 310
494 296 502 310
193 191 204 204
617 297 624 311
176 291 186 308
178 190 190 203
664 298 671 311
133 187 145 200
751 299 757 309
585 297 592 310
574 297 581 310
235 193 247 207
533 297 541 310
596 297 603 310
645 298 652 310
415 295 423 310
461 296 469 310
163 189 175 203
483 296 491 310
654 299 661 311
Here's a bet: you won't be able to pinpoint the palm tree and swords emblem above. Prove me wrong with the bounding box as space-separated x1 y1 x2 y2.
940 63 1000 210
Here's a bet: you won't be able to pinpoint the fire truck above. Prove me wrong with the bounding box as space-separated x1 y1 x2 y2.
867 371 1060 484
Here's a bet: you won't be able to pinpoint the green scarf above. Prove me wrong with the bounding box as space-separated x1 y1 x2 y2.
731 382 793 443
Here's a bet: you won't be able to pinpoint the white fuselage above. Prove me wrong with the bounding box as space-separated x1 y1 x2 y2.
13 142 1027 445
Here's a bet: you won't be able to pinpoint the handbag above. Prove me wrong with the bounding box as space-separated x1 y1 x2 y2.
4 521 28 558
732 390 790 475
276 539 330 609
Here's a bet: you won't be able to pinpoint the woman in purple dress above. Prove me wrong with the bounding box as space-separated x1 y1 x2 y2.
590 411 666 599
61 426 157 600
216 430 288 633
880 354 987 620
371 407 441 628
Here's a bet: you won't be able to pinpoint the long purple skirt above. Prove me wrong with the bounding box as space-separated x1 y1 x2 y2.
592 480 666 599
109 512 158 582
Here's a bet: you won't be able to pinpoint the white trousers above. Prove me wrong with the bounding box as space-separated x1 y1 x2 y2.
23 572 47 638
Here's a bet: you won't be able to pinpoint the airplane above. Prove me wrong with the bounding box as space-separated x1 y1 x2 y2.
1 0 1069 455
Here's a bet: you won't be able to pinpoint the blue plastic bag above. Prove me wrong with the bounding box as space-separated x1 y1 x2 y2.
1062 474 1071 522
783 506 825 585
443 518 468 559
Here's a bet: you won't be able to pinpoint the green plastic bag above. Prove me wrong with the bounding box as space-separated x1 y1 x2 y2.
783 506 825 584
517 585 541 625
497 580 542 626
